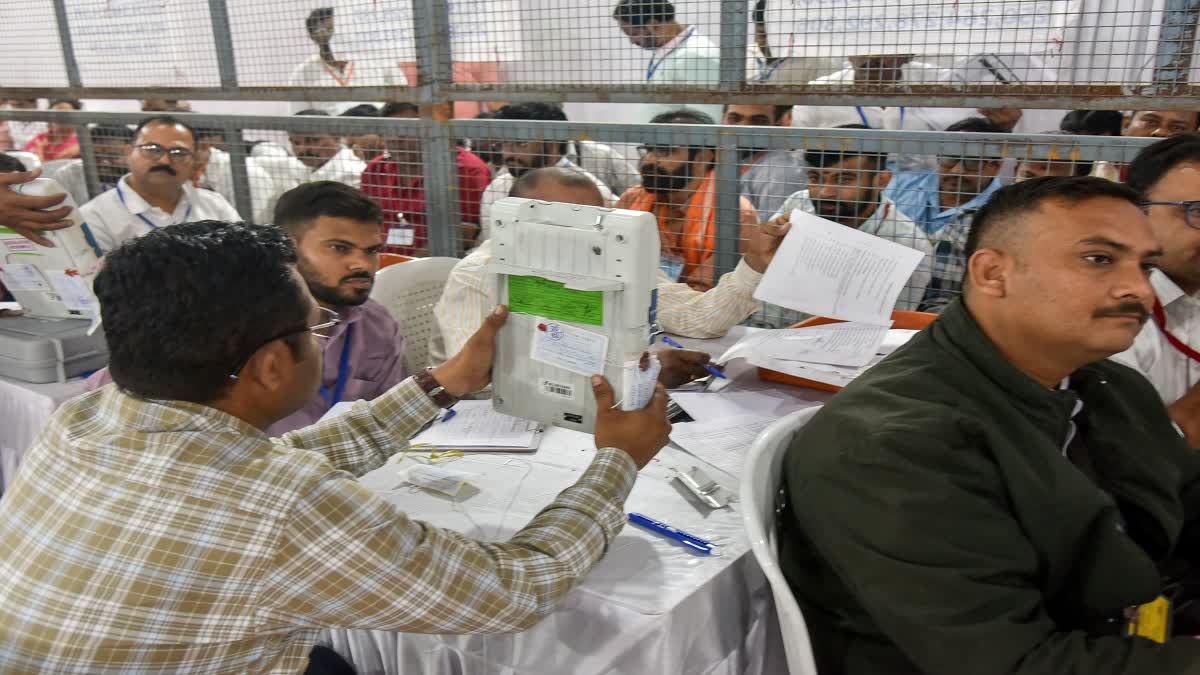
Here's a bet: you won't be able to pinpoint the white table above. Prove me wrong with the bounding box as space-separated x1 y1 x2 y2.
322 327 825 675
0 374 89 493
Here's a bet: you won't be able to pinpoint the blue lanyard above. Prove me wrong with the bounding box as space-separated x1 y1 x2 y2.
855 106 906 129
319 323 354 407
756 58 783 82
115 183 192 231
646 26 695 81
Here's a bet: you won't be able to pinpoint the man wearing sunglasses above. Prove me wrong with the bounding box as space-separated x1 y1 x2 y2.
1115 134 1200 446
0 219 673 673
79 115 240 255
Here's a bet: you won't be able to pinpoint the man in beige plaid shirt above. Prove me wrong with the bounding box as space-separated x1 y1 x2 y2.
0 220 672 673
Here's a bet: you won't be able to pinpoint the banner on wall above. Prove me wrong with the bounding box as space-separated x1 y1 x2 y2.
333 0 523 64
66 0 221 87
763 0 1081 59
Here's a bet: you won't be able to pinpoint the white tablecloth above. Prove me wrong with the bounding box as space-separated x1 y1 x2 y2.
322 326 823 675
0 374 88 493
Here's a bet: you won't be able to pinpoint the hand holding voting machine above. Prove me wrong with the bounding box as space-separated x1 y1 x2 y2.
487 198 661 433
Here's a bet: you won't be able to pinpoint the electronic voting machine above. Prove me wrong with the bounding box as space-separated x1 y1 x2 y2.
0 178 101 320
488 197 660 433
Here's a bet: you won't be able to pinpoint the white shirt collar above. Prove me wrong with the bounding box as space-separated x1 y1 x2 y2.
858 197 898 232
654 25 695 57
116 175 193 218
1150 268 1192 308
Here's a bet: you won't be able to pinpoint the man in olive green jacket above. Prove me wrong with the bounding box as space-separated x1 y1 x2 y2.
780 176 1200 674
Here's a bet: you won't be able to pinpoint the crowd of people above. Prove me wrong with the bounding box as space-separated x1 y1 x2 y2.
4 0 1200 673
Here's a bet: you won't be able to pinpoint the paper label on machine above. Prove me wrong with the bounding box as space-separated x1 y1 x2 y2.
540 378 576 401
1 236 37 253
0 264 50 292
531 318 608 376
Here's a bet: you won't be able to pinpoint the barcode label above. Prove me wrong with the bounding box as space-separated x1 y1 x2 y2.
541 378 575 400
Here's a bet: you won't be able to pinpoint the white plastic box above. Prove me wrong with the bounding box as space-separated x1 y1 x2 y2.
487 197 660 433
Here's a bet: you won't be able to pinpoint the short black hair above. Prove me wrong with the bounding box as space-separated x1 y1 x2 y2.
94 220 307 403
495 103 568 155
945 117 1010 135
613 0 675 26
90 124 134 144
49 99 82 110
1126 133 1200 197
295 109 330 117
804 124 886 170
495 102 568 122
650 108 714 125
509 166 601 199
963 176 1141 265
649 108 714 159
0 153 27 172
339 104 379 118
1060 110 1123 136
306 7 333 34
273 181 383 237
380 102 419 117
133 115 196 145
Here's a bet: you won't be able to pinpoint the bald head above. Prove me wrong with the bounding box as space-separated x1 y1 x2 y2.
508 166 605 206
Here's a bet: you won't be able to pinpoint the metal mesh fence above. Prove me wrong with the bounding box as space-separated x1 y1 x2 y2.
2 0 1199 108
0 0 1190 324
0 107 1158 325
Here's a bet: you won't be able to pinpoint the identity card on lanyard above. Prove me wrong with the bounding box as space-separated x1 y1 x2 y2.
387 213 416 247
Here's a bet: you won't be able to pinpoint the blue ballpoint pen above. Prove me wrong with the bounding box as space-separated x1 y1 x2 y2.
657 334 727 380
628 513 714 555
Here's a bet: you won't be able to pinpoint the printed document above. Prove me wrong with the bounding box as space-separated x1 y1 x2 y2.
753 209 925 325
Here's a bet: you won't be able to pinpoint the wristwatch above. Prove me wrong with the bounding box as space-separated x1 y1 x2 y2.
413 367 459 409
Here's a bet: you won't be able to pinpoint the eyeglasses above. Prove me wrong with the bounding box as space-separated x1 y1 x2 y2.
136 143 195 163
228 307 340 380
1141 200 1200 229
637 144 675 159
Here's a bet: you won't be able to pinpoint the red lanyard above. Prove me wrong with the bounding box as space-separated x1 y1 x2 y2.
1152 299 1200 363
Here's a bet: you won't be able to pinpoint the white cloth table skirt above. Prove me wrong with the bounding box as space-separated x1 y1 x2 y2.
0 375 88 494
321 427 789 675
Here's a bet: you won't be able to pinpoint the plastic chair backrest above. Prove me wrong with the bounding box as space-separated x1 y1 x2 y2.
370 257 459 375
758 310 937 392
741 406 824 675
378 253 414 269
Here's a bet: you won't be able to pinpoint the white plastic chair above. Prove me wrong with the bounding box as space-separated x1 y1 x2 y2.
741 406 823 675
370 256 459 375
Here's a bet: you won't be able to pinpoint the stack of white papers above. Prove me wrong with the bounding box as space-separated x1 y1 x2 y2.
409 400 543 451
716 324 919 388
669 414 777 478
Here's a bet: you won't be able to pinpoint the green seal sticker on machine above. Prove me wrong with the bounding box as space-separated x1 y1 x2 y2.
506 275 604 326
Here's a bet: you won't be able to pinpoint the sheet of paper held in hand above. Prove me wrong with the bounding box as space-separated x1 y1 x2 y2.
753 209 925 325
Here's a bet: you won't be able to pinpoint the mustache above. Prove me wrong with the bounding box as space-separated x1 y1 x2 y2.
149 165 177 176
1093 302 1149 321
340 273 373 284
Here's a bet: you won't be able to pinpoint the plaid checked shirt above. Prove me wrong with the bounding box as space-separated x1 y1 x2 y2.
0 379 637 674
919 210 976 313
